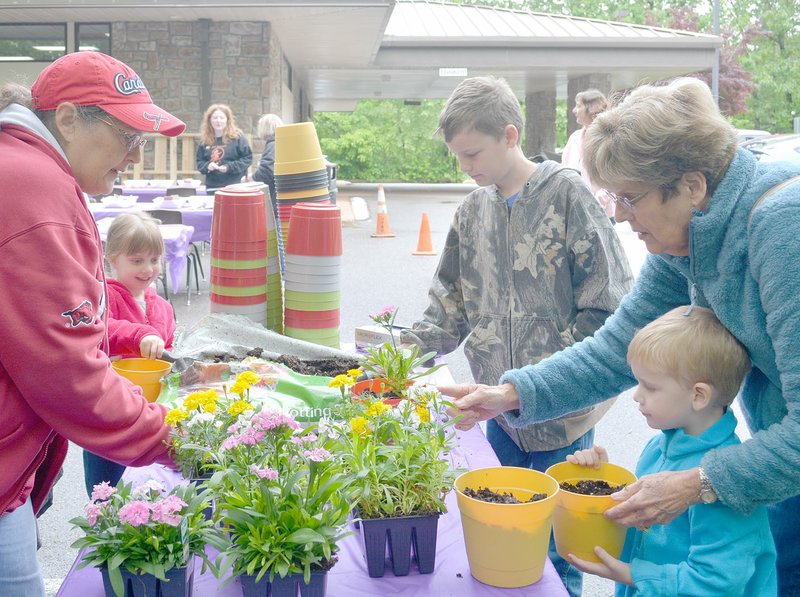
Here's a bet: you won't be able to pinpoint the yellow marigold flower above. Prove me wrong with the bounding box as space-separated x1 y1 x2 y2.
415 405 431 423
204 389 220 402
346 369 362 379
328 374 351 389
365 401 389 418
201 400 218 413
350 416 370 436
182 392 205 411
228 399 253 416
165 408 188 426
229 381 248 397
236 371 261 387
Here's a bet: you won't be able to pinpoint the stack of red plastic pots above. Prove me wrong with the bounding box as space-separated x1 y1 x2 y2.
209 185 272 325
283 202 342 348
274 122 332 249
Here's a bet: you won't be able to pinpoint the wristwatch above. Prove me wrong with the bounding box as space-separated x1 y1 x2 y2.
698 467 718 504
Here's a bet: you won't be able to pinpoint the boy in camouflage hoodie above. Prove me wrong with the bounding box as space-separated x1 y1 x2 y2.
401 76 634 596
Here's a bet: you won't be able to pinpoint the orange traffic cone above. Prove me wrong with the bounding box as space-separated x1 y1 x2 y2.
412 212 437 256
371 185 396 238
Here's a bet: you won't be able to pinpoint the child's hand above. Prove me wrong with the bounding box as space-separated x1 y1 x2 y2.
139 335 165 360
566 445 608 468
567 547 633 586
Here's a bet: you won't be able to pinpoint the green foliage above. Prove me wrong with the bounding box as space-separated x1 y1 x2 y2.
333 389 459 519
315 99 463 182
70 480 226 597
211 414 355 584
360 306 443 398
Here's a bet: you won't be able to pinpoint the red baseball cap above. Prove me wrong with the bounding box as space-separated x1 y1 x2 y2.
30 51 185 137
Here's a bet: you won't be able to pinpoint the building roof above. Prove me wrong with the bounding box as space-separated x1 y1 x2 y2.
0 0 721 111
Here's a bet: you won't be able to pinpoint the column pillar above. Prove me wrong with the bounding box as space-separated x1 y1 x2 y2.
524 89 556 158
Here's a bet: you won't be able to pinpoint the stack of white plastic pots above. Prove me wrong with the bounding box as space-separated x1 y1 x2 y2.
283 202 342 348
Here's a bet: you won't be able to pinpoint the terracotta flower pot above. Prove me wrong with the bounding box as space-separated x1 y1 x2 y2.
358 513 440 578
350 378 410 407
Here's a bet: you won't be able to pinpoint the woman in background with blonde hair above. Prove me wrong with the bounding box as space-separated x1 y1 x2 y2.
196 103 252 192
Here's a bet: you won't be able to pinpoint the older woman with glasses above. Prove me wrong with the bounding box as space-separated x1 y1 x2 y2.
0 51 184 595
442 77 800 594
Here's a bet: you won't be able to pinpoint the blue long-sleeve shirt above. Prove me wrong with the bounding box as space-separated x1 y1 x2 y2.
500 149 800 515
616 411 776 596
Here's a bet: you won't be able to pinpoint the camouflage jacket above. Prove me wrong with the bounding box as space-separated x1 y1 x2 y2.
402 161 634 451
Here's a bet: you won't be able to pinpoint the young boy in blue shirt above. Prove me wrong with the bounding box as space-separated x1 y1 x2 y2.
567 306 777 596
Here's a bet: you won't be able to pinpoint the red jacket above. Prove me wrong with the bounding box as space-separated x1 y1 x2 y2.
107 279 175 358
0 118 172 515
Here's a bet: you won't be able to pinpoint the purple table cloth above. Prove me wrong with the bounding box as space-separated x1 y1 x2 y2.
96 219 194 294
89 203 213 244
56 424 568 597
117 183 206 203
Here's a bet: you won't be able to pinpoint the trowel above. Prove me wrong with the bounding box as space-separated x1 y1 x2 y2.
160 351 198 373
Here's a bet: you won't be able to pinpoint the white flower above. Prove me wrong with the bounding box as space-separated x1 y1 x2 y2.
317 417 340 439
407 383 439 401
187 411 214 427
132 479 165 497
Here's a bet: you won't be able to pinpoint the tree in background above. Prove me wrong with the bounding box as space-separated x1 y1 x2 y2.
316 1 797 181
315 99 463 183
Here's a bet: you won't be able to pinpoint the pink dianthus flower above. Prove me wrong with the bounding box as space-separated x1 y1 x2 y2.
90 482 117 502
118 501 152 527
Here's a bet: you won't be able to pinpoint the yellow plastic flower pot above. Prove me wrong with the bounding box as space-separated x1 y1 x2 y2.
111 358 171 402
545 461 637 563
454 466 559 588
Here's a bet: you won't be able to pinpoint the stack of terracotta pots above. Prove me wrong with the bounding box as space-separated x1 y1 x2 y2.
283 202 342 348
209 184 282 328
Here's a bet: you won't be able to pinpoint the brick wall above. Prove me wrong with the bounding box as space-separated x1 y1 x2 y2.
112 20 282 137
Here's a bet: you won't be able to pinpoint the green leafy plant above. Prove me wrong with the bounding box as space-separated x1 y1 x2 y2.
70 480 227 597
360 306 443 398
332 384 458 519
211 409 356 584
165 370 264 477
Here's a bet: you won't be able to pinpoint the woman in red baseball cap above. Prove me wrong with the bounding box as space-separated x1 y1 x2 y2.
0 51 184 595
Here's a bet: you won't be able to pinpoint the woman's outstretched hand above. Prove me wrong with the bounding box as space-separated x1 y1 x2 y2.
438 383 520 431
605 468 700 529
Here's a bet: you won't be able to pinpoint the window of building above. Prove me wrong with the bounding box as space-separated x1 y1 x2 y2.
76 23 111 54
0 23 67 62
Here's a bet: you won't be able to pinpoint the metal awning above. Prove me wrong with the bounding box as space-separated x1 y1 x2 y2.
0 0 721 112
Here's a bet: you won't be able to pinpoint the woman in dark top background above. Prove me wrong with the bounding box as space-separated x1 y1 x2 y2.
196 103 252 192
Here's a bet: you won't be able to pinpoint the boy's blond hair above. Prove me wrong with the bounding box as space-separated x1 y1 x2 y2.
627 306 751 406
436 76 523 143
105 213 164 261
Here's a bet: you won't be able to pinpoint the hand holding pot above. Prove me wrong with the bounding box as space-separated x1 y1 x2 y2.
605 468 700 529
567 546 632 586
439 382 520 431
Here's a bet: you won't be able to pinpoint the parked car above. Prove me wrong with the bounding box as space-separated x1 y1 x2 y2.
736 128 771 144
743 134 800 165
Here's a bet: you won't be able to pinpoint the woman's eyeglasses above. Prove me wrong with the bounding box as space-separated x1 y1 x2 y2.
95 117 147 153
605 188 653 212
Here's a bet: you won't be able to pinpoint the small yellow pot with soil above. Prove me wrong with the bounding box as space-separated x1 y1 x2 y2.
454 466 559 588
545 461 637 563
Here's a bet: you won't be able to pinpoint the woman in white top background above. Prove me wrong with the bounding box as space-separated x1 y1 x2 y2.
561 89 615 220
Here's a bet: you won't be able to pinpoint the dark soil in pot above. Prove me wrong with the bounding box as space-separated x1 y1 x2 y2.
463 486 548 504
559 480 626 495
208 348 360 377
